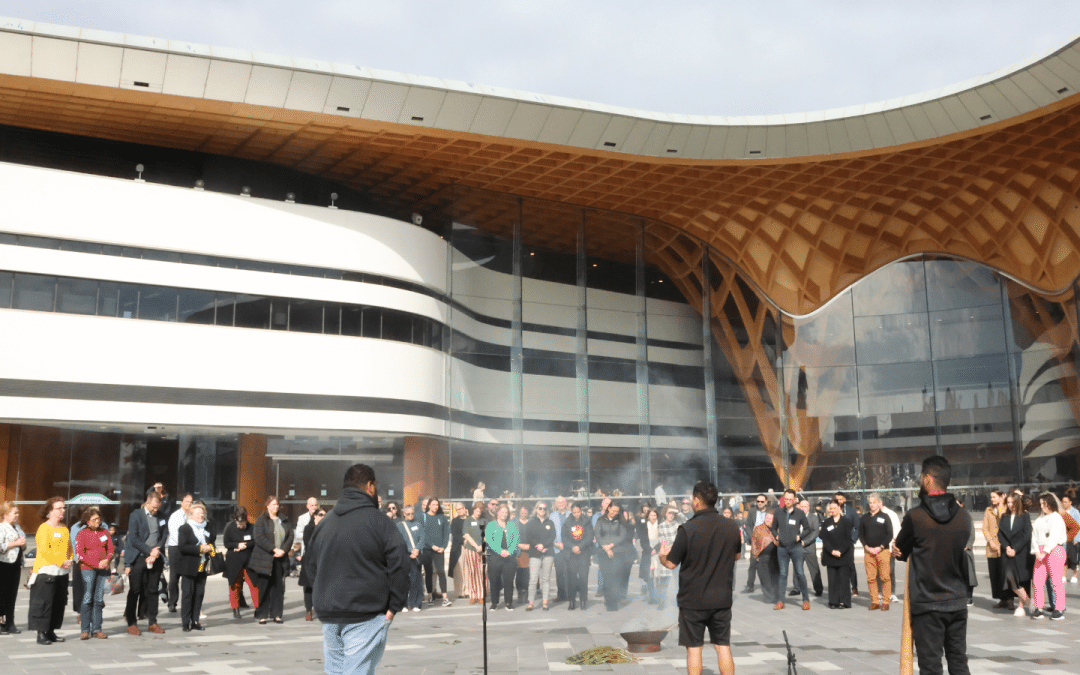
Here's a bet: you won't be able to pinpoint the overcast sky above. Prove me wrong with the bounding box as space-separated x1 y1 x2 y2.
2 1 1079 117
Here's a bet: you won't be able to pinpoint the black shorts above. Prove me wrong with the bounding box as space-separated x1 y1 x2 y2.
678 607 731 647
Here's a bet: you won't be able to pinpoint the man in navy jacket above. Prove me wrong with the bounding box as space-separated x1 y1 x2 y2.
123 489 167 635
306 464 408 675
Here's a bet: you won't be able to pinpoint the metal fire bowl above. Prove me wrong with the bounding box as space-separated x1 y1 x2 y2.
620 631 668 653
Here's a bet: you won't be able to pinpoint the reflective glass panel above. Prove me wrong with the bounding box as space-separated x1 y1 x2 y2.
924 259 1001 311
12 273 54 311
137 285 178 322
178 288 216 324
56 278 98 315
929 304 1007 360
852 260 928 316
854 313 931 364
0 271 11 308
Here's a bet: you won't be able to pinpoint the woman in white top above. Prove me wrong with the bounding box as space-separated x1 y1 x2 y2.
0 501 28 634
1031 492 1067 620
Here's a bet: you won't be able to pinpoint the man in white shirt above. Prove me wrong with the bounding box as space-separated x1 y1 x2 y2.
165 493 192 612
296 497 319 554
879 501 902 603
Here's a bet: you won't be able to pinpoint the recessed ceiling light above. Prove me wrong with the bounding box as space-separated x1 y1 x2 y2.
603 142 616 147
411 116 424 121
979 114 992 121
1058 87 1070 94
336 106 350 112
134 81 149 88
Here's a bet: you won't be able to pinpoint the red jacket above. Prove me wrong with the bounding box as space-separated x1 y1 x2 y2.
76 527 115 571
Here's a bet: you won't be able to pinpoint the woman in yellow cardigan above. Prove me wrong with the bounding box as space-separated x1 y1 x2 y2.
29 496 73 645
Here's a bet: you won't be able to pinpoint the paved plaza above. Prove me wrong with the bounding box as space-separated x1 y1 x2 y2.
1 557 1076 675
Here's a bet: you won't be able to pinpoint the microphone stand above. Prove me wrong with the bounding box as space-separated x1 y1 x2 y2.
481 532 489 675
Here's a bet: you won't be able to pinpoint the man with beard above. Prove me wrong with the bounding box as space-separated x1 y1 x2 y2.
892 456 973 675
306 464 408 675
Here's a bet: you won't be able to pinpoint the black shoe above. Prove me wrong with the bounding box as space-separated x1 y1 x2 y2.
788 589 800 597
37 632 52 645
741 587 754 593
182 624 192 632
168 606 177 613
233 609 242 620
568 601 576 610
192 623 205 631
815 590 823 597
46 632 64 643
3 626 20 635
580 600 588 610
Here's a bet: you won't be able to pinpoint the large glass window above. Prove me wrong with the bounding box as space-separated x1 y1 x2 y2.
178 288 216 324
0 271 11 308
55 278 97 315
138 285 177 322
12 273 54 311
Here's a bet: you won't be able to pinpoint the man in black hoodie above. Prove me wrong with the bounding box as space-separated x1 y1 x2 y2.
306 464 409 675
892 456 972 675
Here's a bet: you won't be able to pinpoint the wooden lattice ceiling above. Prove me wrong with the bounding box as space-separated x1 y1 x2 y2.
3 72 1080 316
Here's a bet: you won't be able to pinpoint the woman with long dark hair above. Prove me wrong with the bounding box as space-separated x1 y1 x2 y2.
28 496 73 644
0 501 27 635
250 496 293 624
298 507 325 621
594 502 632 611
176 503 215 631
422 497 450 606
999 491 1032 616
74 506 113 639
223 505 258 619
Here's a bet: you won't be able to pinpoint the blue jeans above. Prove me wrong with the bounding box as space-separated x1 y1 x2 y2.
80 569 109 633
777 545 808 602
406 559 424 609
323 615 392 675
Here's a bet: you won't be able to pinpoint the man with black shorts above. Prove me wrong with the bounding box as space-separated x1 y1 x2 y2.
660 481 741 675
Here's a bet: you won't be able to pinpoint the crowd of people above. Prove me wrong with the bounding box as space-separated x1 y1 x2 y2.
0 470 1077 675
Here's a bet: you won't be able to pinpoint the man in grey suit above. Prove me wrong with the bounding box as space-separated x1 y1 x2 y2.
123 489 167 635
788 498 823 597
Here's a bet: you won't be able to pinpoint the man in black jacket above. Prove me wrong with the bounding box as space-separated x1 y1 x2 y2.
892 455 972 675
772 489 811 610
306 464 409 675
835 491 861 596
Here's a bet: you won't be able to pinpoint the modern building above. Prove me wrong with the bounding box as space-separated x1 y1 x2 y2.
2 17 1080 529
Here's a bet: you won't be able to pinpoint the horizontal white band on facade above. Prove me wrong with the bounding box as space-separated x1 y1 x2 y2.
0 396 448 437
0 243 449 324
0 161 448 294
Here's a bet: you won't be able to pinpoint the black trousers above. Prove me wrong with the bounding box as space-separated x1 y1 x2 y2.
71 565 84 613
421 549 447 597
598 552 631 610
826 565 851 607
745 553 759 590
256 558 286 620
447 543 462 595
168 546 182 609
487 555 516 607
849 556 859 591
124 556 163 626
0 560 19 628
565 553 589 603
987 557 1003 600
800 544 824 594
753 553 779 603
304 586 313 612
28 573 68 633
180 574 206 628
514 564 530 605
553 551 568 600
910 609 970 675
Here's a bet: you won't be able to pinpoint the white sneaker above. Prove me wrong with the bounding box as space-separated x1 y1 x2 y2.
1071 577 1078 584
1014 606 1027 617
442 598 452 607
890 595 900 603
400 607 409 613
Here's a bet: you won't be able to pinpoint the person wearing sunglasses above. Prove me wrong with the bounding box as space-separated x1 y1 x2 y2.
741 495 771 594
525 503 556 610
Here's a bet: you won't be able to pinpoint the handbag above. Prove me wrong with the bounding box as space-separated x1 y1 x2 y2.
108 574 126 595
208 550 226 576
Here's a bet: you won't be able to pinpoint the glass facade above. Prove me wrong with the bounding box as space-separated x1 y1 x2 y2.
5 186 1080 524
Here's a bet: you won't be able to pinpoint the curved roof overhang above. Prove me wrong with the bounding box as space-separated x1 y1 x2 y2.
2 16 1080 315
